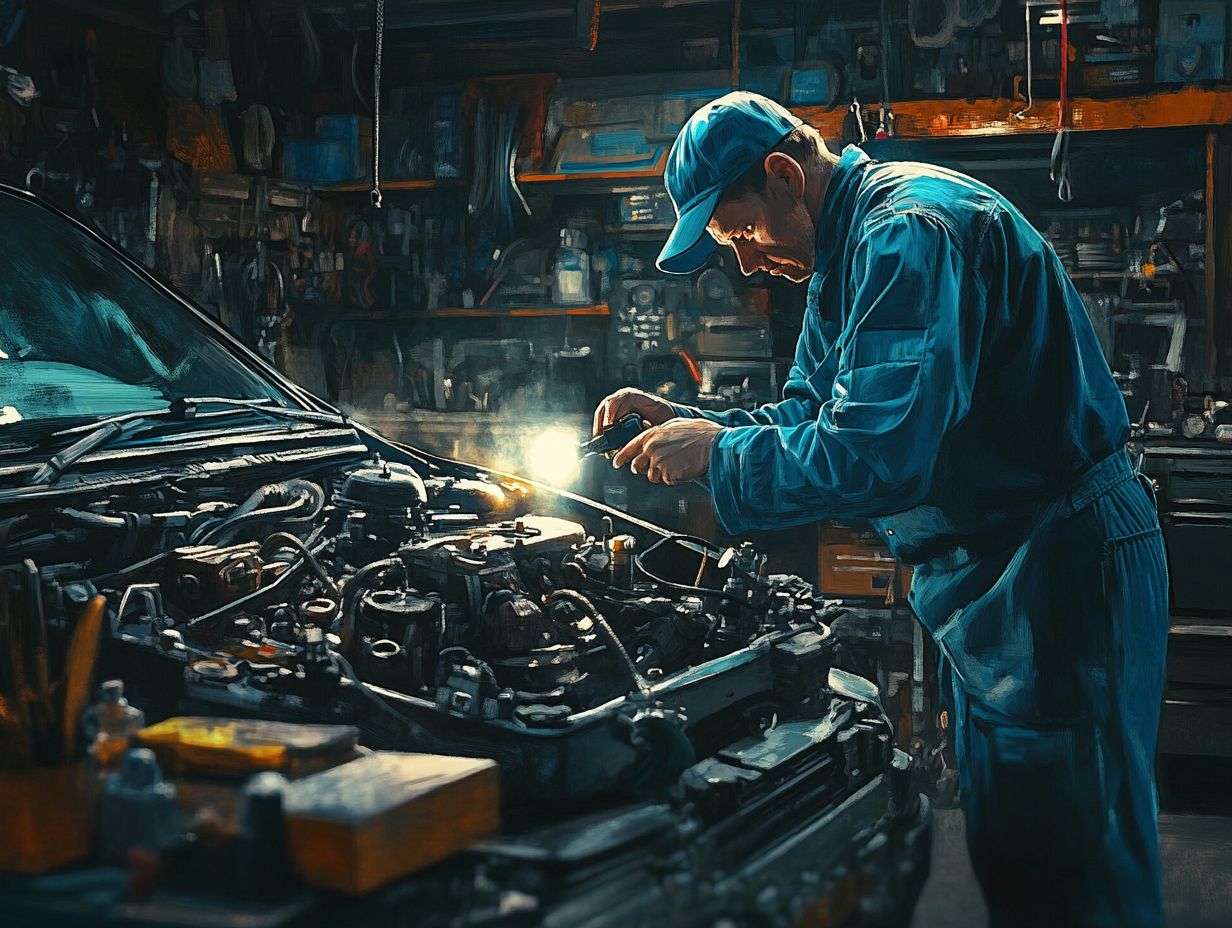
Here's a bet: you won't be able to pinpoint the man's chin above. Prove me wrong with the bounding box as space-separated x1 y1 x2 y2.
775 266 811 283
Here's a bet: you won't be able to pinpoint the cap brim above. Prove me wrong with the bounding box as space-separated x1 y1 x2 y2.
655 186 723 274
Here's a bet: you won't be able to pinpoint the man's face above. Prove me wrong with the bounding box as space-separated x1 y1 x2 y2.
706 160 816 283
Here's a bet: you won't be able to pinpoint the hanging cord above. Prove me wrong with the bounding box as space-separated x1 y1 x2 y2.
730 0 742 88
242 104 274 171
587 0 601 52
877 0 895 138
908 0 958 49
1049 0 1073 201
880 0 891 104
1012 3 1034 119
370 0 384 208
295 1 322 86
1057 0 1069 131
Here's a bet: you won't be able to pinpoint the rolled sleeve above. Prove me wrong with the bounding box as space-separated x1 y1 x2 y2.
707 212 981 535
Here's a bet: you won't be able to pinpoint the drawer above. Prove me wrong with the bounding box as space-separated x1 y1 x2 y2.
1168 626 1232 687
1160 514 1232 614
1158 701 1232 759
819 525 912 603
1166 469 1232 507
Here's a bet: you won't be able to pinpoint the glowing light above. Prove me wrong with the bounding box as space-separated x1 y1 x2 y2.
527 428 580 485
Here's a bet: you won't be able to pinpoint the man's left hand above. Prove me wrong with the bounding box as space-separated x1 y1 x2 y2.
611 418 724 485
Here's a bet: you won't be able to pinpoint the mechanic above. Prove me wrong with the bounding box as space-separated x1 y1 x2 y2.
594 91 1168 928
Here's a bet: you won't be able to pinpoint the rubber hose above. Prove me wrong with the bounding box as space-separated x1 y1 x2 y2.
196 479 325 545
546 588 650 697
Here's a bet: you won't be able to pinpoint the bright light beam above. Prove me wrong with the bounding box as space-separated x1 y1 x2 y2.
527 428 581 486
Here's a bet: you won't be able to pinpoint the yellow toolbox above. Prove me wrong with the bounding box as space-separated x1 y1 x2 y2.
135 717 359 778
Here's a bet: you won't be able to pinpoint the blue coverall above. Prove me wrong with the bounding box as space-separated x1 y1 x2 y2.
674 146 1169 927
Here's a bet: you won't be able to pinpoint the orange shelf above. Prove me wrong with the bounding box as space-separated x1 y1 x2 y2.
796 87 1232 139
429 304 609 318
318 177 460 193
332 304 609 321
517 151 669 184
322 91 1232 195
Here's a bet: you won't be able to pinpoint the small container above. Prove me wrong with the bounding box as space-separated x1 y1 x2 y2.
552 228 591 306
98 748 178 865
0 762 94 873
85 679 146 768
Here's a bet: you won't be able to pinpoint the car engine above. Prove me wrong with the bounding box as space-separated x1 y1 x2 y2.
2 449 855 807
0 432 934 926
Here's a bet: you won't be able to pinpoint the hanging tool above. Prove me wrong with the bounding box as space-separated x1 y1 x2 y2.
140 158 163 269
60 596 107 759
345 217 377 308
844 97 868 144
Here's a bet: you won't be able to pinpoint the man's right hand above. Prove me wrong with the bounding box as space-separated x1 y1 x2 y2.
592 387 678 437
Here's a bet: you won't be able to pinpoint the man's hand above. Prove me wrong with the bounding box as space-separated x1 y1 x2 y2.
611 418 724 485
592 387 677 437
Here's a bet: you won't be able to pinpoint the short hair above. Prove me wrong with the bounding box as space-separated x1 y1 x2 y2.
719 127 820 203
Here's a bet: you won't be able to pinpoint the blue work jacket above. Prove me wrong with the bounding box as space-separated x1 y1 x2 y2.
676 146 1129 630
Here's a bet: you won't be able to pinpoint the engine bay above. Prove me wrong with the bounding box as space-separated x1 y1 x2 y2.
2 446 845 805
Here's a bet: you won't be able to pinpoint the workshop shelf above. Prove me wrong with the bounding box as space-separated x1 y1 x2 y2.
316 178 463 193
796 88 1232 139
420 303 610 318
513 90 1232 192
327 303 610 321
516 152 670 188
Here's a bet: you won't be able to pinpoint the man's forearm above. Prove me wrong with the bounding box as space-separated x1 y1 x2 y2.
670 394 819 430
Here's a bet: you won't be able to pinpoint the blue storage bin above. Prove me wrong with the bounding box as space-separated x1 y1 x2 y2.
280 138 356 184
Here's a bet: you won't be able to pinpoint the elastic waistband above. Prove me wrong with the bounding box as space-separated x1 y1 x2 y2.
1068 449 1136 513
913 449 1136 580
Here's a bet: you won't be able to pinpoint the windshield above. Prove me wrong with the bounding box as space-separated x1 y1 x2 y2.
0 191 290 432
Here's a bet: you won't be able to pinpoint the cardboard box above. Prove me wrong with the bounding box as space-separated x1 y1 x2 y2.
283 752 500 895
0 762 94 873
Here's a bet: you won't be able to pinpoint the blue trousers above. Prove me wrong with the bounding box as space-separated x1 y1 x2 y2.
925 452 1168 927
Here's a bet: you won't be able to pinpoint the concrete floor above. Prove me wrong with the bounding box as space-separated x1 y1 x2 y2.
910 808 1232 928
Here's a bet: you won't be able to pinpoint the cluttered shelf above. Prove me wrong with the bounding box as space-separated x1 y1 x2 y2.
324 303 610 321
797 87 1232 139
306 90 1232 197
494 89 1230 192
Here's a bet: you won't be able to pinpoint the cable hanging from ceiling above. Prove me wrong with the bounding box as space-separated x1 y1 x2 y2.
370 0 384 208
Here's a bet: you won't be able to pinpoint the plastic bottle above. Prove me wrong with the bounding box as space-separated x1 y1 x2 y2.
98 748 178 865
552 228 591 305
85 679 146 768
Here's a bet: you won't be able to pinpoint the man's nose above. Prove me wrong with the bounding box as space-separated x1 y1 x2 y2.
730 240 762 277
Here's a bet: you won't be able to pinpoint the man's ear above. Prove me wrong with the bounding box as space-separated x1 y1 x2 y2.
763 151 806 199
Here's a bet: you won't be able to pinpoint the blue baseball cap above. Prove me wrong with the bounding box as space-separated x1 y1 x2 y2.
656 91 803 275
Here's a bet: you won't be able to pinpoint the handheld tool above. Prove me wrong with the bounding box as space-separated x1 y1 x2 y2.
60 595 107 759
580 413 644 458
581 413 712 491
